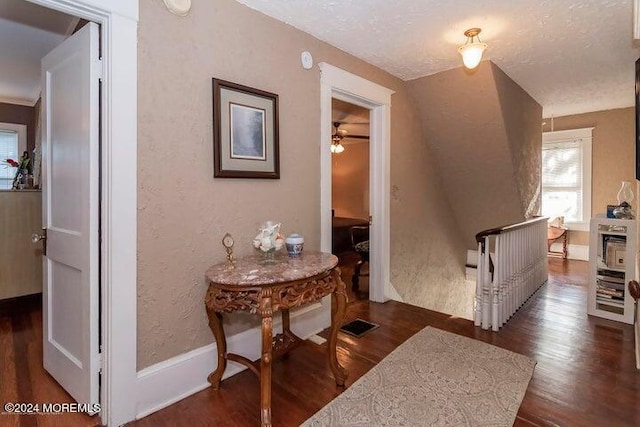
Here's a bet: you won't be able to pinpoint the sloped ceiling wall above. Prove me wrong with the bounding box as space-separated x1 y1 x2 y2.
493 64 543 219
407 62 542 249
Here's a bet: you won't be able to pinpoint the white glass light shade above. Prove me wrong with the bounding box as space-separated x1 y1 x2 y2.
458 42 487 69
331 142 345 154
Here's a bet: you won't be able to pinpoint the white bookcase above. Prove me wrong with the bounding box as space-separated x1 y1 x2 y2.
588 217 637 324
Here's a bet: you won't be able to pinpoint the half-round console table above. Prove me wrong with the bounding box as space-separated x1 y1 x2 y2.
204 251 349 427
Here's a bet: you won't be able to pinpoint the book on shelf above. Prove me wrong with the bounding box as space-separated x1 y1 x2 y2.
596 278 626 291
596 273 624 283
601 234 626 268
596 268 625 280
596 293 624 301
596 289 624 299
595 297 625 307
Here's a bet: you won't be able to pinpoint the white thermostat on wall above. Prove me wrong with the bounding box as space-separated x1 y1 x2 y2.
301 51 313 70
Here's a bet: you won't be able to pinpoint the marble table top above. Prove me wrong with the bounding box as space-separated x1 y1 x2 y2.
205 251 338 286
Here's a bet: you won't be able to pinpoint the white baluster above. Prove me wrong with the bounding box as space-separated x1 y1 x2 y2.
503 233 515 322
497 234 505 328
482 236 491 330
511 230 517 318
474 241 483 327
492 235 501 331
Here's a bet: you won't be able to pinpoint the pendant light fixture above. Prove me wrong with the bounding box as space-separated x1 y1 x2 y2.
458 28 488 69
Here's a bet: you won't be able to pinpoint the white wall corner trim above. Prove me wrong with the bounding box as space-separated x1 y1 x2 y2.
319 62 394 304
135 302 328 420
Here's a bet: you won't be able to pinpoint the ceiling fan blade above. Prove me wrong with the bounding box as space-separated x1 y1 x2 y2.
343 134 369 140
337 121 369 125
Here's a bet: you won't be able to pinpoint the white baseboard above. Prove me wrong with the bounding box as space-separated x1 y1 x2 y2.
135 299 330 420
567 244 589 261
385 281 404 302
550 243 589 261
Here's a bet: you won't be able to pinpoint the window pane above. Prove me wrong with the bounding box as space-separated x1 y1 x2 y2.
542 143 581 188
541 190 581 222
0 130 19 190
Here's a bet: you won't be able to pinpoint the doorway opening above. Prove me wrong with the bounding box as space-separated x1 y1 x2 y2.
0 2 101 426
330 99 371 302
319 62 394 304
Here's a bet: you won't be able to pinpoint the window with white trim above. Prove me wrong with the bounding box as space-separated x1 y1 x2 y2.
0 123 27 190
541 127 593 231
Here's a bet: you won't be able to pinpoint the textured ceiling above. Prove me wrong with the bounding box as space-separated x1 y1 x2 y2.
0 1 75 104
236 0 640 117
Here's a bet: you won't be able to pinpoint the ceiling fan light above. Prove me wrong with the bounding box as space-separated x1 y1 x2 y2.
458 42 487 69
331 121 346 153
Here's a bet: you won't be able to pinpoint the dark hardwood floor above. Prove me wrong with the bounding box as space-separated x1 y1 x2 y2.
2 259 639 426
0 294 100 427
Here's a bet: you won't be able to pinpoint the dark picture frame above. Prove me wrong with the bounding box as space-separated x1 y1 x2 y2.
212 78 279 178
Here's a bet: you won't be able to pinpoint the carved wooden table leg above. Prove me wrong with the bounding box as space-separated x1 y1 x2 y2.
206 309 227 389
260 291 274 427
328 269 348 386
282 308 290 334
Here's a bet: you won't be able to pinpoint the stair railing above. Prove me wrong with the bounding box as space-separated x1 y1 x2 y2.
475 217 548 331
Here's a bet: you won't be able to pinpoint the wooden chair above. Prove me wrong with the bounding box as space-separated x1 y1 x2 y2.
547 225 568 259
349 225 369 293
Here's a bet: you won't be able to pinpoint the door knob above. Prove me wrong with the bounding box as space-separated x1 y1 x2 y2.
31 228 47 255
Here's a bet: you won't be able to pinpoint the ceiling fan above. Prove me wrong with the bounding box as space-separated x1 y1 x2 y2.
331 122 369 154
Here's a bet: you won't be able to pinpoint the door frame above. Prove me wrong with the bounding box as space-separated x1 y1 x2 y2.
27 0 138 425
319 63 394 303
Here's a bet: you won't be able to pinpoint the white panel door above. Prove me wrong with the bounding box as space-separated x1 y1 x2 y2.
41 22 101 406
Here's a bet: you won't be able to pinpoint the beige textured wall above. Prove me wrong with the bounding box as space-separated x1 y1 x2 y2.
407 62 542 249
388 92 469 318
332 142 369 219
0 191 42 300
137 0 467 369
543 108 635 246
492 64 543 218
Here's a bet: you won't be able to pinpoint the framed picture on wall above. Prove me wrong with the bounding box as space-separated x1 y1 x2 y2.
212 78 280 178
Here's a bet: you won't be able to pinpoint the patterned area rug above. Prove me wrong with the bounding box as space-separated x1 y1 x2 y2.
301 326 535 427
